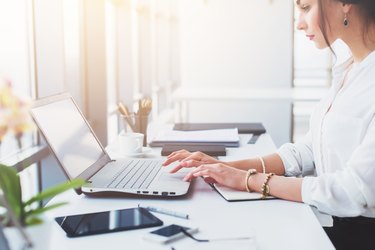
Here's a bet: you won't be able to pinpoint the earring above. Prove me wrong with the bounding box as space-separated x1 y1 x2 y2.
343 13 349 27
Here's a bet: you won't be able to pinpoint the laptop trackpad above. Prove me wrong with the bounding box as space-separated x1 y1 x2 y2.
158 172 187 182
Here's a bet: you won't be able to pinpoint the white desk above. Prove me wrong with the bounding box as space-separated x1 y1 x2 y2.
46 134 334 250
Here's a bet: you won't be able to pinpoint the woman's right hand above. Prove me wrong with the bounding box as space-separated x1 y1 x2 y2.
162 150 221 173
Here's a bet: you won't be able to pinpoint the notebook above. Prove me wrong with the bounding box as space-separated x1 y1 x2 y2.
173 123 266 135
150 128 240 147
207 182 275 202
161 144 226 157
30 93 191 197
173 123 266 144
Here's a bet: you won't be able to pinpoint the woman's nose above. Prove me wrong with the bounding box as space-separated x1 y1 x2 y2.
296 14 306 30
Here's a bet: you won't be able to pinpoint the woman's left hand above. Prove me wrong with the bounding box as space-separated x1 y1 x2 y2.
183 163 247 191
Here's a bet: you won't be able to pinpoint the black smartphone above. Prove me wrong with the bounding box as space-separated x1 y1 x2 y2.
55 207 163 237
143 224 199 244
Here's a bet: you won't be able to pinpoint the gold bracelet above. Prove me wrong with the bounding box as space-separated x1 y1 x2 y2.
259 156 266 174
261 173 274 199
245 169 257 192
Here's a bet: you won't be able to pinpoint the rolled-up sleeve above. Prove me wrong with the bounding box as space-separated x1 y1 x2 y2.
301 117 375 217
277 131 315 177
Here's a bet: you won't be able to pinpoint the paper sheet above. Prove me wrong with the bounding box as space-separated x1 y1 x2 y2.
214 184 275 201
177 238 258 250
151 128 240 143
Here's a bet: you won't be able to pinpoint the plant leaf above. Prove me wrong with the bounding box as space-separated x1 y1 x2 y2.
25 216 43 226
25 202 68 218
0 164 22 219
24 179 85 206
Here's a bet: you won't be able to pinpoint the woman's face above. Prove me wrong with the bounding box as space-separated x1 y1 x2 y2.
296 0 342 49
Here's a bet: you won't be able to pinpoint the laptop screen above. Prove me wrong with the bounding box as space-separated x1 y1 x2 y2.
31 97 104 179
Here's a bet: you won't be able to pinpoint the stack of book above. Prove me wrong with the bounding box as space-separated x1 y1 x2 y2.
149 123 266 157
150 128 240 156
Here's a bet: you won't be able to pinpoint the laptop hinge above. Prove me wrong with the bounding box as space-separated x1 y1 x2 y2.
76 154 112 181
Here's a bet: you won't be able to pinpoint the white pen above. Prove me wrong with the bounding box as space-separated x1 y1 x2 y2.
139 204 189 220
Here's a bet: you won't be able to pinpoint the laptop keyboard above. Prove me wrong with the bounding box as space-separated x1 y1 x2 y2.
106 159 162 189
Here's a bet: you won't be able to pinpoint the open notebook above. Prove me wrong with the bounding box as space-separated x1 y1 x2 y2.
210 183 276 202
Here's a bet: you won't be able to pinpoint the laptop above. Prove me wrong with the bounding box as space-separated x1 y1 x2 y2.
30 93 191 197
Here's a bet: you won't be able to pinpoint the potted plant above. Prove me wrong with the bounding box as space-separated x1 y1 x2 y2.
0 163 85 250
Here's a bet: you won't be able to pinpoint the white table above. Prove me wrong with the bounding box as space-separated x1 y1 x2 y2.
46 134 334 250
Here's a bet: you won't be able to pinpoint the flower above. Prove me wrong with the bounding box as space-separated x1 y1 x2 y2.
0 78 35 148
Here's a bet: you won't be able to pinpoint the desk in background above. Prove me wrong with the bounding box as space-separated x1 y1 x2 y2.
46 134 334 250
172 87 328 146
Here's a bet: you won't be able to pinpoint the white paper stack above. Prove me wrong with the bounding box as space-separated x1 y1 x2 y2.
149 128 240 147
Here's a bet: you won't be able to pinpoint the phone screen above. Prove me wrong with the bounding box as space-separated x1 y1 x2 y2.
150 224 189 237
55 207 163 237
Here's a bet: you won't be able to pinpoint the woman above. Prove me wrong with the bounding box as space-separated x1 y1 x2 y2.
163 0 375 249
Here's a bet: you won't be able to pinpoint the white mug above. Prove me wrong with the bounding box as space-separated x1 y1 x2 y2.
119 132 144 155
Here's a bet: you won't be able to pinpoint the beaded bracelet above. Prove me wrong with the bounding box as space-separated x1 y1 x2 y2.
245 169 257 192
261 173 275 199
259 156 266 174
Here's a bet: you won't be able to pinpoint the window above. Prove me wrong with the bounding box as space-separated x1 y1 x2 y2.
0 0 35 158
105 0 180 144
0 0 40 201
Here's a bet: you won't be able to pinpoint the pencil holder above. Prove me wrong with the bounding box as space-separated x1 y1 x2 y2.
121 113 149 146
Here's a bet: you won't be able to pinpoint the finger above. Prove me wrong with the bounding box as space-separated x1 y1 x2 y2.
163 153 188 166
166 150 189 159
184 168 212 182
187 164 222 182
169 162 188 173
192 168 211 178
169 160 200 173
183 165 206 181
163 150 192 166
180 159 204 168
203 176 217 184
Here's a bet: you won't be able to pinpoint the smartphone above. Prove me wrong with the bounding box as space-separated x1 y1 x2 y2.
143 224 198 244
55 207 163 237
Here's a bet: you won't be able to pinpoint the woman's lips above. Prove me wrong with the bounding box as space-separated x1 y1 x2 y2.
306 35 315 40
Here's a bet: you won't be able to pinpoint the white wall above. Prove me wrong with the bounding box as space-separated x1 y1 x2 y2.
177 0 294 146
179 0 293 88
188 99 292 147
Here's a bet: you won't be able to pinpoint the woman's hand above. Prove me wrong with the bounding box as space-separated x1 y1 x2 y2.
162 150 221 173
183 163 247 191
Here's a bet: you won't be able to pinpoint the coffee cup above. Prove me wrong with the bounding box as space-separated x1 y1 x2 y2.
119 132 144 155
121 113 149 146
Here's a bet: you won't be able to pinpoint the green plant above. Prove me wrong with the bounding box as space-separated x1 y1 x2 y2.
0 163 85 226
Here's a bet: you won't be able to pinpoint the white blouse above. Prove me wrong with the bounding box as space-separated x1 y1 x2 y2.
277 51 375 217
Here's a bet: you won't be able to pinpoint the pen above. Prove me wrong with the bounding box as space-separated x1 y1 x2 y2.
139 204 189 220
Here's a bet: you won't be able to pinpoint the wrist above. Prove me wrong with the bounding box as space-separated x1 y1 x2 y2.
259 157 266 174
245 169 258 192
248 173 264 193
261 173 275 199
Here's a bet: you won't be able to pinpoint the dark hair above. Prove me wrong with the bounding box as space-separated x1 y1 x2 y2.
318 0 375 51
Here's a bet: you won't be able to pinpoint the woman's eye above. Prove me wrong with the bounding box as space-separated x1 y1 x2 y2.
301 5 310 12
